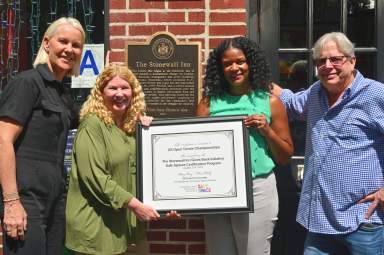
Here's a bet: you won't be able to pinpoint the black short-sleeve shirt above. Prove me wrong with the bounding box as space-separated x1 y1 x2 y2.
0 64 78 198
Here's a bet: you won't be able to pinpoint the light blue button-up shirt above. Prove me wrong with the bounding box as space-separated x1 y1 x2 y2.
280 70 384 234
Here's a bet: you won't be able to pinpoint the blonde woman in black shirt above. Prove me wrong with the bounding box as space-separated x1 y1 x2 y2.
0 17 85 254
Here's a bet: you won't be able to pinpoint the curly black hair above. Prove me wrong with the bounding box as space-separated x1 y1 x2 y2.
203 36 271 97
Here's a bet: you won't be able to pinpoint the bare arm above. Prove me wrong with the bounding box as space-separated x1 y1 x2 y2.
0 118 21 193
266 96 294 164
0 117 27 239
196 97 210 117
244 95 293 165
270 82 283 97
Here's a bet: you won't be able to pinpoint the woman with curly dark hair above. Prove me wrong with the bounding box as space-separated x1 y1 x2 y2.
197 37 293 255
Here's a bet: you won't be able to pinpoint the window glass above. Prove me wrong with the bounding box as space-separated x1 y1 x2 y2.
279 53 308 90
279 53 308 156
347 0 375 47
355 52 376 79
313 0 341 42
280 0 307 48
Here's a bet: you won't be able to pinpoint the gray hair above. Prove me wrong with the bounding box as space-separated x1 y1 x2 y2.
312 32 355 60
33 17 86 77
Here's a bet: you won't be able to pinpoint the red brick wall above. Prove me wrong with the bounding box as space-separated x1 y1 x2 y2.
147 217 206 254
109 0 248 254
109 0 247 65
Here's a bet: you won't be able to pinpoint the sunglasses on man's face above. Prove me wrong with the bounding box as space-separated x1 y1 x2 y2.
314 55 351 68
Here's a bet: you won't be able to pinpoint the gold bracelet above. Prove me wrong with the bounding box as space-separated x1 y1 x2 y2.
3 191 19 201
3 197 20 203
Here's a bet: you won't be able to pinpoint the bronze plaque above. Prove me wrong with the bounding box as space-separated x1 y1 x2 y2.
126 32 202 118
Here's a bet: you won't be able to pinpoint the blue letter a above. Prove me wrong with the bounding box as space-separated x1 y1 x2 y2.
80 50 99 75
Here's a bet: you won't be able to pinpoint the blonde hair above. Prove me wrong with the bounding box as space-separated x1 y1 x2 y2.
33 17 86 76
80 64 146 134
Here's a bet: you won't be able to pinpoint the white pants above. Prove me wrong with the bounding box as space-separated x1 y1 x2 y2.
204 172 279 255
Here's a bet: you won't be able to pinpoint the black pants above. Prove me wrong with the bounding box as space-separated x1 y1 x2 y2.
3 195 65 255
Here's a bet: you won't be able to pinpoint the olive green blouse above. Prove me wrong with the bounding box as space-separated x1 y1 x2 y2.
65 114 144 255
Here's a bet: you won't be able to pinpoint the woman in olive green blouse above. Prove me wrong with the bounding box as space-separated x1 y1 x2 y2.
66 65 163 254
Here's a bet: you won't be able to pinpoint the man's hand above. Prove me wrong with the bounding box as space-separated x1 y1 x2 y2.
358 188 384 219
3 200 27 240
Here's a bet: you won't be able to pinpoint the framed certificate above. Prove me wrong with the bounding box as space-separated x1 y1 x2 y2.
136 115 254 215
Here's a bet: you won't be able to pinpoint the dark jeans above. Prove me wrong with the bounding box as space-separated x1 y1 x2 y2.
3 195 65 255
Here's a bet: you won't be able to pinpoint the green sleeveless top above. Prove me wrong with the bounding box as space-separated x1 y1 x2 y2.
210 90 275 178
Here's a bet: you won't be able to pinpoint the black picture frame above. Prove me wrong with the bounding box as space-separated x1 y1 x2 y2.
136 115 253 215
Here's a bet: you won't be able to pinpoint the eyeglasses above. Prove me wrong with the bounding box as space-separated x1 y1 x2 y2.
314 55 351 67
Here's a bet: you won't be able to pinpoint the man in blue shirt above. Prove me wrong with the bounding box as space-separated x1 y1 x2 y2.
273 32 384 254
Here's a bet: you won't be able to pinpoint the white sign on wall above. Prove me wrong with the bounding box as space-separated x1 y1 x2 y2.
71 44 104 88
